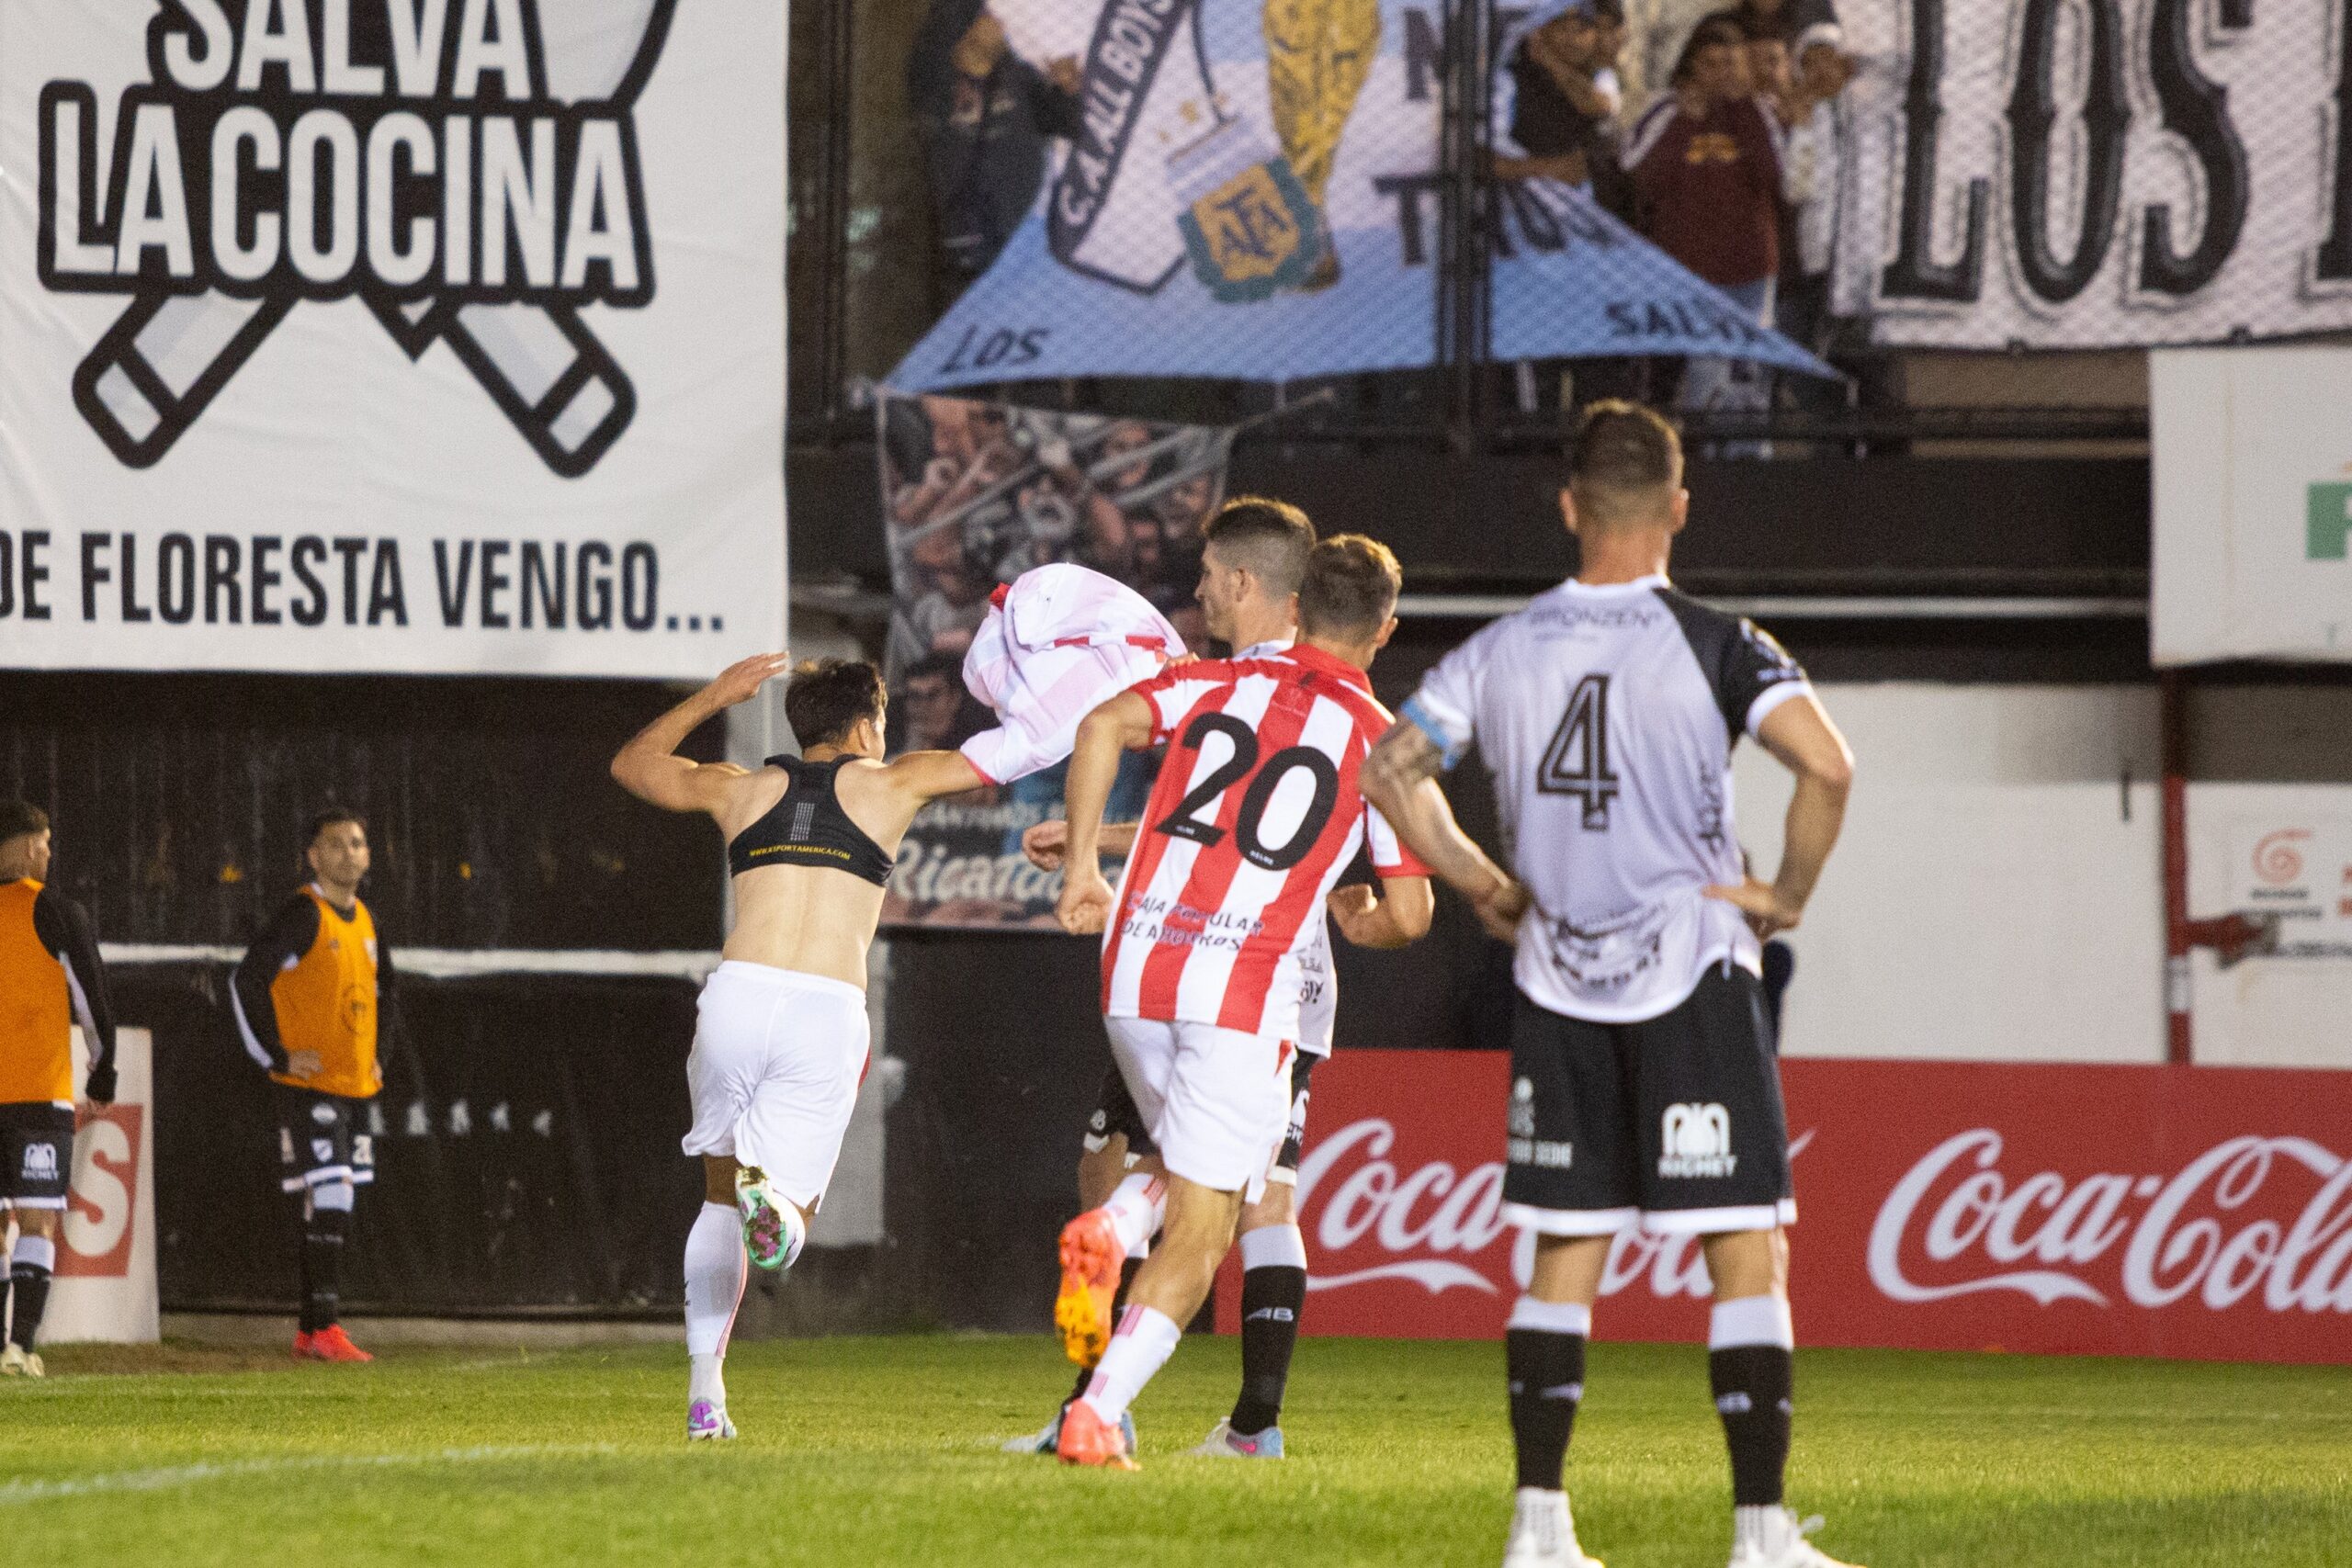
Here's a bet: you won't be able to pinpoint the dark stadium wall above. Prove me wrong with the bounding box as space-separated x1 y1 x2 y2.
0 673 731 1317
789 442 2152 598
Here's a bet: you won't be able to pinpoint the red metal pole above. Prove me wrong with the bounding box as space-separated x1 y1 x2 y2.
2160 671 2192 1065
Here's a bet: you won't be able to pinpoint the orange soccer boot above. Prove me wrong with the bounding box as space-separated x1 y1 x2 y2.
1053 1209 1124 1368
295 1325 375 1363
1056 1396 1137 1471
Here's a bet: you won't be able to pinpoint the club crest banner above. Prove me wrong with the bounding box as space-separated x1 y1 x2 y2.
890 0 1833 389
877 390 1230 929
0 0 785 676
1831 0 2352 348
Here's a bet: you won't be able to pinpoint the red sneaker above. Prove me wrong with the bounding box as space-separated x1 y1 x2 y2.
1056 1397 1137 1471
1054 1210 1123 1368
297 1325 375 1363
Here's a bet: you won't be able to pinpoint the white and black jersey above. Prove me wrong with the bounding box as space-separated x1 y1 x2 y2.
1402 575 1811 1023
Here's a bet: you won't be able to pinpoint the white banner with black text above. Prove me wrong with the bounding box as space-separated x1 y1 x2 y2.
1833 0 2352 348
0 0 784 676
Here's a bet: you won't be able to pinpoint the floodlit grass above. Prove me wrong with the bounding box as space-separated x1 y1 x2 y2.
1 1334 2346 1566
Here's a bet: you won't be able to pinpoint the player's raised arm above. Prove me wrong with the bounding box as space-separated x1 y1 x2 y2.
1022 818 1138 872
1057 690 1157 934
1326 875 1434 950
608 652 787 818
1361 735 1528 942
877 747 989 806
1705 693 1855 940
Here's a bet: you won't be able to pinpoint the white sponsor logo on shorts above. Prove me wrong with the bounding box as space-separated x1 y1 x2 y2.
21 1142 59 1180
1658 1102 1737 1179
1508 1077 1536 1138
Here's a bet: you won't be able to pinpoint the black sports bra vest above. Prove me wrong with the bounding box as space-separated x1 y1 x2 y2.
727 755 898 887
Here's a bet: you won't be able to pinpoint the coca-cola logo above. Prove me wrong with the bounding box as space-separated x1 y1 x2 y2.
1868 1130 2352 1313
1298 1118 1814 1303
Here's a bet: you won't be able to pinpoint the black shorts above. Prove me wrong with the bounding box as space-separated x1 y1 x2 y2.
1083 1062 1158 1159
275 1086 378 1195
1268 1049 1321 1184
1082 1051 1321 1180
1503 965 1794 1236
0 1103 75 1210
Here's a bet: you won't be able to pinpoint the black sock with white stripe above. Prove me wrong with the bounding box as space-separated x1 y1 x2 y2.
1709 1294 1795 1511
1506 1296 1590 1491
299 1203 347 1325
1229 1223 1307 1436
8 1234 55 1352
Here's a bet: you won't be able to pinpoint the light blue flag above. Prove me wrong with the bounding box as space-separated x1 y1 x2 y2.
888 181 1836 390
888 0 1832 392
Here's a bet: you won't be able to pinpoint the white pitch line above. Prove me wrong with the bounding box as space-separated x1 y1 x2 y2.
0 1443 617 1506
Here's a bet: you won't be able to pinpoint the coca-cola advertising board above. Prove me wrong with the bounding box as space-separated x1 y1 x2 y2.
1218 1051 2352 1365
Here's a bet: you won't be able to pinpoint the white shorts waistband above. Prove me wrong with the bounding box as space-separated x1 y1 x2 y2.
708 961 865 1002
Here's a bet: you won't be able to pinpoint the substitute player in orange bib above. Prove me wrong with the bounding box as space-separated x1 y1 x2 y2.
1050 519 1514 1468
611 654 994 1441
0 802 119 1380
232 809 395 1365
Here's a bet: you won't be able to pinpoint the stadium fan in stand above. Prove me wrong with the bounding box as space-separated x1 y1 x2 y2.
231 810 397 1366
0 802 119 1382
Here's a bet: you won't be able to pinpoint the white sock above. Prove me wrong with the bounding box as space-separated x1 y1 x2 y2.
690 1353 725 1407
1099 1172 1166 1256
1080 1304 1182 1423
1734 1504 1794 1556
684 1201 746 1401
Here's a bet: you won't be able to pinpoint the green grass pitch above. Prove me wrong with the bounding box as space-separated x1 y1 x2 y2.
1 1335 2346 1566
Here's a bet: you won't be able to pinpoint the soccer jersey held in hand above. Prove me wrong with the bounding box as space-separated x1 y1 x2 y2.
957 563 1184 785
1104 644 1427 1041
1401 575 1811 1023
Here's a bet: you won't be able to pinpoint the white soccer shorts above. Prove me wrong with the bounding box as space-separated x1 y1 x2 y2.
681 962 869 1213
1104 1016 1294 1201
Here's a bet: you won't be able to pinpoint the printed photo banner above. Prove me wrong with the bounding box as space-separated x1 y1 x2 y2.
890 0 1833 390
1832 0 2352 347
877 390 1231 928
0 0 785 676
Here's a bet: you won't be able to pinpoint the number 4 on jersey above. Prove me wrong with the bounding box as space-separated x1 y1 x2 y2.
1538 674 1618 829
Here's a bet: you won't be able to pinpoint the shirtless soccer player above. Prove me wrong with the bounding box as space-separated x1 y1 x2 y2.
612 655 993 1441
1052 523 1510 1469
1364 401 1859 1568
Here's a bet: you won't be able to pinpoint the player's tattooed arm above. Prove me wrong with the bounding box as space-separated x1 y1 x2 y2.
608 652 786 818
1706 694 1854 939
1057 692 1156 934
1022 818 1138 872
1361 736 1529 943
1327 876 1436 950
1363 715 1448 797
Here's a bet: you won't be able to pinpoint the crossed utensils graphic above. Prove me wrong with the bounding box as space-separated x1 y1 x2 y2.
62 0 676 479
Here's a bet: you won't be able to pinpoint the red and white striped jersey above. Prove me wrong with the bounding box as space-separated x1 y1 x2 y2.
1102 643 1427 1038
